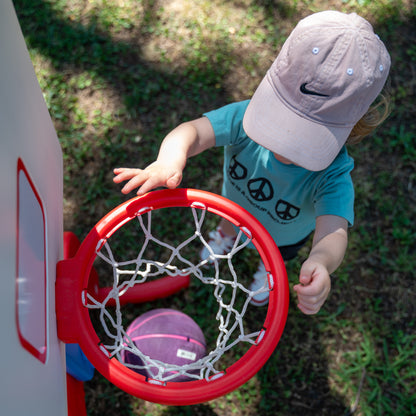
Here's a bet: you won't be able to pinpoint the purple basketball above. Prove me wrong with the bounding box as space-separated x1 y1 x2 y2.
122 308 206 382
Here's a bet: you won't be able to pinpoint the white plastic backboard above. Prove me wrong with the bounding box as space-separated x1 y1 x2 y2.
0 1 67 415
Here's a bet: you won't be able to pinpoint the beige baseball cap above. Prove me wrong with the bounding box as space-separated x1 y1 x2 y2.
243 11 391 171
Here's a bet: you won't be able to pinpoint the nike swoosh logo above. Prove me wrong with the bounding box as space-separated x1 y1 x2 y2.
300 83 329 97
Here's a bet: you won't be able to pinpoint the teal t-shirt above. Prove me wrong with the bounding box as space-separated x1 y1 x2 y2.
204 100 355 246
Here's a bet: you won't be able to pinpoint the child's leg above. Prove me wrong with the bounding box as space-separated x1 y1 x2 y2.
200 219 237 261
218 218 237 237
250 234 311 307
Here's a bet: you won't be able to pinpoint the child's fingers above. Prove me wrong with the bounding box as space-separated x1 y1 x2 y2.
293 281 319 296
293 271 330 315
297 302 320 315
299 274 312 286
136 171 182 195
295 286 324 314
166 172 182 189
121 179 142 194
113 166 183 195
120 174 150 194
135 178 157 195
113 168 142 183
113 167 131 177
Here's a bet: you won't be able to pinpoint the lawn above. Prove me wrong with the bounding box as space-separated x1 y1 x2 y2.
14 0 416 415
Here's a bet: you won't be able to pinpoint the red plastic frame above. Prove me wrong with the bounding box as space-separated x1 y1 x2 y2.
16 158 48 364
56 189 289 405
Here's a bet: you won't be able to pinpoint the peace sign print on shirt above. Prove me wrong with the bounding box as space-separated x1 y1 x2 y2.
275 199 300 221
227 154 300 224
247 178 274 202
229 155 247 180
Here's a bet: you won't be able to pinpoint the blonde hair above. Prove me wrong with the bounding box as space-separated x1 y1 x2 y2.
347 93 391 145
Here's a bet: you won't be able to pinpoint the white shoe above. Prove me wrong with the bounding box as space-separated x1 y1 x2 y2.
249 261 269 306
200 227 236 262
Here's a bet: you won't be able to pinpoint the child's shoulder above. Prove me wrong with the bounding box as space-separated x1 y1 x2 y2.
204 101 251 146
325 146 354 175
204 100 250 119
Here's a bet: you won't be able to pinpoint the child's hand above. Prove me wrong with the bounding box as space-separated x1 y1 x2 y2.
113 162 183 195
293 259 331 315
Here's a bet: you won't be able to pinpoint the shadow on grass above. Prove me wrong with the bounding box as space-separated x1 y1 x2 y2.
13 0 229 226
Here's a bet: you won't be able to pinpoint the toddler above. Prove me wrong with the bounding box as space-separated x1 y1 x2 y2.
113 11 390 314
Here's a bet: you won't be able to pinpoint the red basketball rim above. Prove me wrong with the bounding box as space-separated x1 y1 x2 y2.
56 188 289 405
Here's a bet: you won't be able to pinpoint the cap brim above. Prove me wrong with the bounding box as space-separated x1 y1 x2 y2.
242 75 351 171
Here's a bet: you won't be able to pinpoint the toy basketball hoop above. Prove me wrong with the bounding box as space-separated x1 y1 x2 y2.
56 188 289 405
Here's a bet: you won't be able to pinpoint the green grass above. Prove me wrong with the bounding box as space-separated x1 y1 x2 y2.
14 0 416 415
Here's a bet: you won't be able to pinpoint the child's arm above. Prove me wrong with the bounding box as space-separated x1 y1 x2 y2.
113 117 215 195
293 215 348 315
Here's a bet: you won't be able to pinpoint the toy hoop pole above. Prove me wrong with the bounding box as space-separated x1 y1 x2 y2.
56 189 289 405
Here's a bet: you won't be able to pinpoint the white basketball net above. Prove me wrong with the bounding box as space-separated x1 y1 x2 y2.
82 203 272 383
